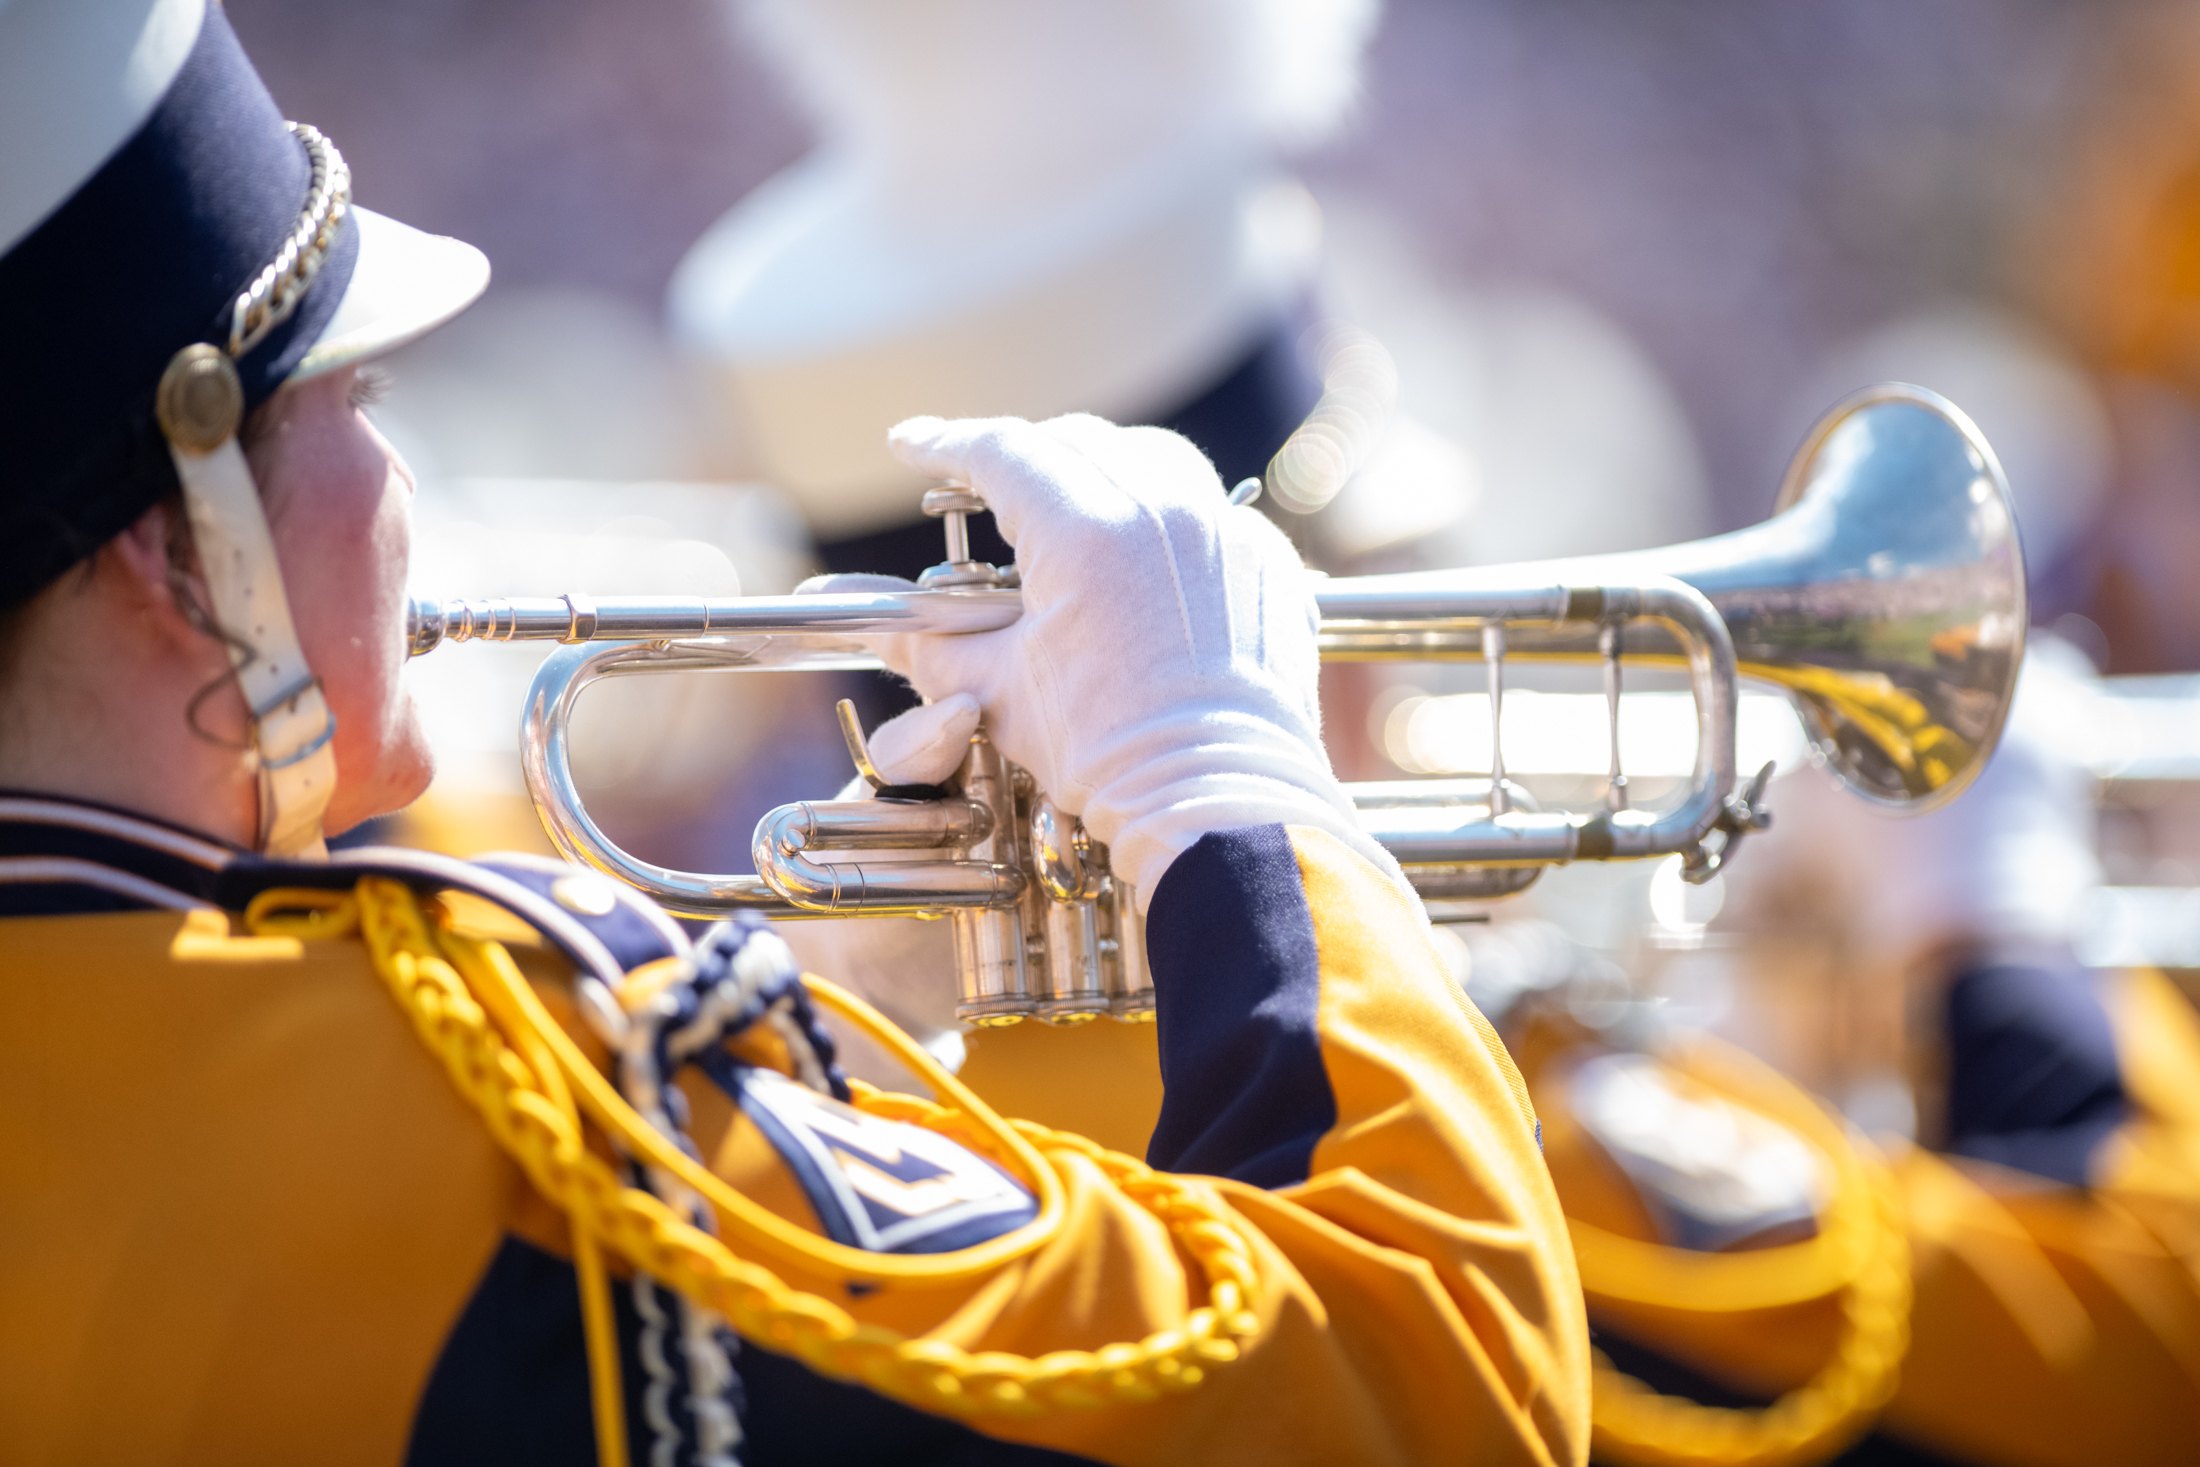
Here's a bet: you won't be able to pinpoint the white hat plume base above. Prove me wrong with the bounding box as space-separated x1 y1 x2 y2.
676 166 1318 538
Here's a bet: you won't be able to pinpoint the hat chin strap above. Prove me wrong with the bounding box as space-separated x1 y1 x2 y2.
159 346 337 858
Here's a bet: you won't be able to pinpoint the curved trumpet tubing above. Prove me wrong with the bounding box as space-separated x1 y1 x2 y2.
504 577 1738 919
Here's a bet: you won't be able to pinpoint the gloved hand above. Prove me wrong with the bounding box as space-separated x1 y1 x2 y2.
803 412 1407 907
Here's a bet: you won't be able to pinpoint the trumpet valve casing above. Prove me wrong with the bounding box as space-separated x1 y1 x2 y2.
940 744 1153 1027
948 726 1033 1026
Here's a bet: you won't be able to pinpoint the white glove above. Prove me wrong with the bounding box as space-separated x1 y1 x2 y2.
803 412 1407 907
867 692 981 786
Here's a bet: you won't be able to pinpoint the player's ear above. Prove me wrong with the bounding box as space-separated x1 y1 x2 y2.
100 497 211 652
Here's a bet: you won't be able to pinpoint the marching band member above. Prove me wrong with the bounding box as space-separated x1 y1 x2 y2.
1506 960 2200 1467
1498 652 2200 1466
0 3 1585 1464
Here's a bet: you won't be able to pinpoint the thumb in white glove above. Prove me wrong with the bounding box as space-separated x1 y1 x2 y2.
866 693 980 787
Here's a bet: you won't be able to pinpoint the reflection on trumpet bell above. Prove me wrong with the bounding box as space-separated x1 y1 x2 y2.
1750 664 1977 802
405 382 2026 1025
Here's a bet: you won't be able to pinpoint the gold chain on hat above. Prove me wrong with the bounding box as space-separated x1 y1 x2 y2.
228 123 350 359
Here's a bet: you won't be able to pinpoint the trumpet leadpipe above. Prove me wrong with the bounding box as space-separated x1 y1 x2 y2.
405 588 1023 655
411 581 1601 660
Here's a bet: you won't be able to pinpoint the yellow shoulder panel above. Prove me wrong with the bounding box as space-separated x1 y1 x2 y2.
0 910 520 1466
752 830 1591 1466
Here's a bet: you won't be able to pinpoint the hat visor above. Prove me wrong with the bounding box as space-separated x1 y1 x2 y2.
288 205 490 384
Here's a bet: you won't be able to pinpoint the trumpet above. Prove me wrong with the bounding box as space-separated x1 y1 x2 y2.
405 384 2026 1026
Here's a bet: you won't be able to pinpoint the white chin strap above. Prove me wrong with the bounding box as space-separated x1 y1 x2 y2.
158 344 336 858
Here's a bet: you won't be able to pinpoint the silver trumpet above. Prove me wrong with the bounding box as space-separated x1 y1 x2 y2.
405 385 2027 1026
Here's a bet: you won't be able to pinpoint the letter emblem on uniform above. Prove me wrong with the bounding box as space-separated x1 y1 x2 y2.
735 1067 1038 1254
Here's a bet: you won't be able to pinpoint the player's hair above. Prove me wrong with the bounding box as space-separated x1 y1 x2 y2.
0 394 279 706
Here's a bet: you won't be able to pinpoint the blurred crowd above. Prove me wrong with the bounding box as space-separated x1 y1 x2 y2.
219 2 2200 1460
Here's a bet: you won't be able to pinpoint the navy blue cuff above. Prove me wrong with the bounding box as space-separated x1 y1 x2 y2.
1943 959 2127 1188
1143 826 1338 1188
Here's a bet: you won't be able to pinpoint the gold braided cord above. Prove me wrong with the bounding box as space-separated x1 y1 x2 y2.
249 879 1261 1424
357 879 1078 1289
1575 1040 1913 1467
248 887 630 1466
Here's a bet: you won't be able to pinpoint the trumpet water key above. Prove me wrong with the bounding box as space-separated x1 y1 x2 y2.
406 385 2027 1026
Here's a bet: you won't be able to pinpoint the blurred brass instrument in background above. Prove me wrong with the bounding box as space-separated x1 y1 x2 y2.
406 385 2026 1026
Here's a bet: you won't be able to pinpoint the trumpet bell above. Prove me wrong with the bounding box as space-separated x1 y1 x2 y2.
1663 383 2026 810
1348 383 2026 812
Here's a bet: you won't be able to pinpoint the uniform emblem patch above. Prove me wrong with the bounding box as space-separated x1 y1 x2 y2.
730 1065 1039 1255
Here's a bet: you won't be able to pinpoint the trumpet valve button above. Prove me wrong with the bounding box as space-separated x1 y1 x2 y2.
917 559 1009 589
921 485 986 518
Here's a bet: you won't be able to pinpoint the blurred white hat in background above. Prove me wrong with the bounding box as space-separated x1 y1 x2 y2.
1316 199 1714 566
1797 304 2112 576
671 0 1378 537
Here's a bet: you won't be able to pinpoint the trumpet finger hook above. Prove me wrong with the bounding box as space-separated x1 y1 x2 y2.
836 698 886 790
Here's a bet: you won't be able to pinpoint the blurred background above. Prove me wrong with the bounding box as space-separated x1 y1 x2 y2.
232 0 2200 1127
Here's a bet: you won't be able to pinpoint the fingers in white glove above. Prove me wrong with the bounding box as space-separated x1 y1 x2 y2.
866 693 980 787
1031 414 1232 517
887 413 1227 553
